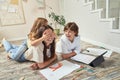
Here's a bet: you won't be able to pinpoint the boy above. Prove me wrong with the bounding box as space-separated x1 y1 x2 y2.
56 22 81 60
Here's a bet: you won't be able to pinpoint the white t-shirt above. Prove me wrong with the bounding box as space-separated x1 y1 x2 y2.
56 34 81 55
24 42 51 63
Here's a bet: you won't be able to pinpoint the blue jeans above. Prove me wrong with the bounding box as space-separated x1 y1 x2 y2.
2 39 28 62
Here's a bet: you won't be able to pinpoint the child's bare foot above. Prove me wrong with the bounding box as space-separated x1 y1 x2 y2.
0 38 6 48
0 43 3 48
6 53 11 59
7 55 11 59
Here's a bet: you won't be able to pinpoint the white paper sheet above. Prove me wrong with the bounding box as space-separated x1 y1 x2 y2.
83 48 112 58
39 60 80 80
71 53 96 64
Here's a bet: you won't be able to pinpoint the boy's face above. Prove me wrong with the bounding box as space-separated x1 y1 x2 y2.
64 29 76 42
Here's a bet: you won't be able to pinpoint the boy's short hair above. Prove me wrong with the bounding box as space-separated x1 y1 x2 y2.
64 22 79 36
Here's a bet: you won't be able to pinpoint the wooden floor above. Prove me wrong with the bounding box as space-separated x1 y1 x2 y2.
0 40 120 80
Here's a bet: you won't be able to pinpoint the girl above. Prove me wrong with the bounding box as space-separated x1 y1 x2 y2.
56 22 81 60
2 18 57 69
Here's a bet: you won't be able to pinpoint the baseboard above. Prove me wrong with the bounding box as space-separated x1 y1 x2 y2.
7 37 27 41
1 37 120 54
81 37 120 54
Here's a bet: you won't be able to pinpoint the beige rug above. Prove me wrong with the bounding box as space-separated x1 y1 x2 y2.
0 40 120 80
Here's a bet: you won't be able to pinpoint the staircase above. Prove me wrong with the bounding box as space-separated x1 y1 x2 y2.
84 0 120 33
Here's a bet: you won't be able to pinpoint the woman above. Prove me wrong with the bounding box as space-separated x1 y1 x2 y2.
26 25 57 69
2 18 57 69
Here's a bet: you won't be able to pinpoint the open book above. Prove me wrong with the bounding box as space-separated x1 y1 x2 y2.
71 53 96 64
71 51 107 67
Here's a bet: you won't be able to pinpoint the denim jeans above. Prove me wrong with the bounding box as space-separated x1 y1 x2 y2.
2 39 28 62
2 39 19 52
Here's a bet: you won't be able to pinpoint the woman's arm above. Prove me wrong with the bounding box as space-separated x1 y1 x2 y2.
31 54 57 70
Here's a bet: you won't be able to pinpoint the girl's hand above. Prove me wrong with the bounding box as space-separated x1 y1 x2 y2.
42 29 50 40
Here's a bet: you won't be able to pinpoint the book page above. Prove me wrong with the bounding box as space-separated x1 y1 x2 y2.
39 60 80 80
71 53 96 64
83 48 112 58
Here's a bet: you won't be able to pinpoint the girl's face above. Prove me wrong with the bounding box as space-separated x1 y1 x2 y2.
44 29 55 45
64 29 76 42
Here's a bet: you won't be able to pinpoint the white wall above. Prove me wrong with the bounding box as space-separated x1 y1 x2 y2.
63 0 120 53
0 0 59 41
1 0 120 53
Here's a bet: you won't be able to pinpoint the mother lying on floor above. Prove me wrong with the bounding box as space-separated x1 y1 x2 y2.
2 18 57 70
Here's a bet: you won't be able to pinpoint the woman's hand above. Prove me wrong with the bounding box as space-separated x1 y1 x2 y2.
30 63 39 70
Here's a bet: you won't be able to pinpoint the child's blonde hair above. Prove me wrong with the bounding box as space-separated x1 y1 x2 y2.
28 17 48 40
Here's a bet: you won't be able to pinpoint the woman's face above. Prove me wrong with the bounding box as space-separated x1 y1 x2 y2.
64 29 76 42
44 29 55 45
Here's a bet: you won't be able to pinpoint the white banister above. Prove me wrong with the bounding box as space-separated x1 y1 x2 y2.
106 0 109 19
95 0 97 9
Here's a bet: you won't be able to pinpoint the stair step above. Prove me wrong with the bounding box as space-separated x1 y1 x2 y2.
84 0 120 33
